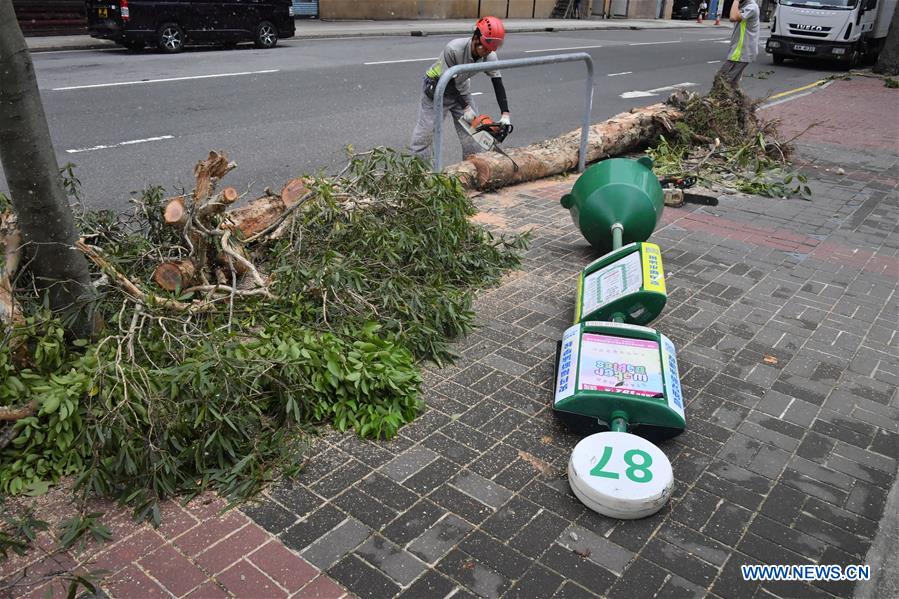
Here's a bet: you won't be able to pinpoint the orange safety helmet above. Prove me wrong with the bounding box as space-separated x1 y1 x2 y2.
475 16 505 52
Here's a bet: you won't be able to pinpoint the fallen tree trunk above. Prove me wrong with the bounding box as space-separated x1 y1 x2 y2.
445 101 684 191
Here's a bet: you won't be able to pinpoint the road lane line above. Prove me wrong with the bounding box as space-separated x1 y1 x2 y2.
52 70 278 91
707 60 722 63
620 82 697 98
759 80 830 108
524 44 604 53
607 71 632 77
628 40 681 46
67 135 174 154
364 57 437 65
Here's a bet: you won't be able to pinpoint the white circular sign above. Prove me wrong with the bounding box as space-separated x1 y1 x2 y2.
568 431 673 519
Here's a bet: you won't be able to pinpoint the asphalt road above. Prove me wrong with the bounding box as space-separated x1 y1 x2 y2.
3 28 846 211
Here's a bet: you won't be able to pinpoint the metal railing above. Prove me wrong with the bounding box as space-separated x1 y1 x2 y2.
432 53 595 173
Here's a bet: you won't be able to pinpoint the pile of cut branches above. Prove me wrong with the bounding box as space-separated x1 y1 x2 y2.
649 80 812 199
0 148 526 522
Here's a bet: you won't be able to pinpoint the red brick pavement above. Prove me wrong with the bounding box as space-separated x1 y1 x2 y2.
761 76 899 152
1 491 352 599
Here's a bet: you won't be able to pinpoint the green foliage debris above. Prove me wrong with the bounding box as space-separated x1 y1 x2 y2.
0 148 527 524
650 79 812 199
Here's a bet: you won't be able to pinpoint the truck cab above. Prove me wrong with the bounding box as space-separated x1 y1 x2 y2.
766 0 897 66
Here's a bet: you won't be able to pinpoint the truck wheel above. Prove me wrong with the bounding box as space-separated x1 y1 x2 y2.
254 21 278 49
772 54 785 65
847 50 860 70
157 23 185 53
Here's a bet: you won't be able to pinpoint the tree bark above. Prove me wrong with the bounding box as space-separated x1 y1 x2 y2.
874 7 899 75
0 4 96 338
445 102 683 191
0 210 23 328
225 195 293 239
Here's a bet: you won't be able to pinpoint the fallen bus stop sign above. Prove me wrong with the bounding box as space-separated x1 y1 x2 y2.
568 431 673 519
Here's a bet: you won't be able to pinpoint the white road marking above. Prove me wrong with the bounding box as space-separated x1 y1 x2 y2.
524 44 604 53
698 38 729 41
628 40 681 46
364 57 437 65
471 92 483 96
607 71 633 77
67 135 174 154
53 70 278 91
707 60 722 64
620 82 698 99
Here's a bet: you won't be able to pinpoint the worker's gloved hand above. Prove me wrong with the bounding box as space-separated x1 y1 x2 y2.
463 106 478 123
500 113 511 126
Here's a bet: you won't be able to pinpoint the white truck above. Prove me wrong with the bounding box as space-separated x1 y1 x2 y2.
766 0 897 66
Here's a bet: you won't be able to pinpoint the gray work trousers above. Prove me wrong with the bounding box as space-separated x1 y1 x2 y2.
409 80 484 162
716 60 748 84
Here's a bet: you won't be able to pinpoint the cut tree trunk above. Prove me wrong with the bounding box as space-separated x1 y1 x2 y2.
444 102 684 191
164 196 187 226
225 196 289 239
152 259 196 292
225 177 311 239
280 177 313 205
193 150 236 203
196 186 239 221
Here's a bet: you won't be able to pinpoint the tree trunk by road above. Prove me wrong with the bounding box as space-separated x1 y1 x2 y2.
445 102 683 191
874 7 899 75
0 0 96 338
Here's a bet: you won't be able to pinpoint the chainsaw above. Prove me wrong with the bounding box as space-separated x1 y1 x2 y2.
458 114 519 171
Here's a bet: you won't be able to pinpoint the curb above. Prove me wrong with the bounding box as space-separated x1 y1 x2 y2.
27 21 735 53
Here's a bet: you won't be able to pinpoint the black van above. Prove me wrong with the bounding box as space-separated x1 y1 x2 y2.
85 0 296 53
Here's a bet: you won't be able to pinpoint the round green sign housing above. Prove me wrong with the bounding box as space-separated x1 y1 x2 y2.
568 431 674 519
560 157 664 253
574 242 667 326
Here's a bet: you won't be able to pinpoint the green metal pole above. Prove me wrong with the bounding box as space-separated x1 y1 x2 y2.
610 223 626 324
610 417 628 432
611 223 623 251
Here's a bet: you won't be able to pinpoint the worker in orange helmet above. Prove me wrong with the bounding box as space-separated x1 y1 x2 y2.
410 16 511 162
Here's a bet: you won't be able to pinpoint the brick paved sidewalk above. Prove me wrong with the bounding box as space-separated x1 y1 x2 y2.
2 75 895 599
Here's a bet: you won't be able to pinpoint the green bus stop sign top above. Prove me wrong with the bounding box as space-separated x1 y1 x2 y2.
561 157 664 253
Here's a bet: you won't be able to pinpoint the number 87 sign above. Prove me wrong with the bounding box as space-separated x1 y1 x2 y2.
568 431 674 519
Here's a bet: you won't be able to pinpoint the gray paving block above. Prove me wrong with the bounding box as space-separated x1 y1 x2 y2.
407 513 473 565
451 470 514 509
380 445 439 482
556 524 634 575
301 517 371 569
355 534 428 586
